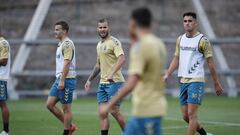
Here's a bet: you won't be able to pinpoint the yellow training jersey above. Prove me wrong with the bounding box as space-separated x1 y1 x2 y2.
129 34 167 117
174 33 213 83
96 36 125 83
0 37 10 81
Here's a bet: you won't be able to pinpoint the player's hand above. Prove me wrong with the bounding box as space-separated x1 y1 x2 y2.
84 80 91 92
107 74 114 83
163 74 169 82
57 80 65 90
214 81 223 96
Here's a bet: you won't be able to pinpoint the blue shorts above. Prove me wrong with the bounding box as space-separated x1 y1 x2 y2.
179 82 204 106
124 117 162 135
0 81 8 101
49 78 76 104
97 82 123 105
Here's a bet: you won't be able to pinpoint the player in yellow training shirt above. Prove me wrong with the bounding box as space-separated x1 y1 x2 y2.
164 12 223 135
84 18 126 135
101 7 167 135
0 29 10 135
46 21 77 135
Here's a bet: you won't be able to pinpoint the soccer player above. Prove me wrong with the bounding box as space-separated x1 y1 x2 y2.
100 7 167 135
46 21 77 135
0 29 10 135
84 18 126 135
164 12 223 135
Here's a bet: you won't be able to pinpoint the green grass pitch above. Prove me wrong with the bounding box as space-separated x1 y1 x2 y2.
1 96 240 135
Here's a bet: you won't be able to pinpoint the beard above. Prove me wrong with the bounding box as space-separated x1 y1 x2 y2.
98 31 109 39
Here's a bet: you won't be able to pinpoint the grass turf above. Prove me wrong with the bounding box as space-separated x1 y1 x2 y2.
1 96 240 135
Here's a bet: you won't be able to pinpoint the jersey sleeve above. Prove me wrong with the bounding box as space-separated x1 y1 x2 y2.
113 40 124 57
128 43 145 76
199 37 213 58
174 36 181 56
0 41 9 59
62 41 74 60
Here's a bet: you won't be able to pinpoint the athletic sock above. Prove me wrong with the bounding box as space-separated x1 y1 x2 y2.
3 123 9 133
197 128 207 135
63 129 70 135
101 130 108 135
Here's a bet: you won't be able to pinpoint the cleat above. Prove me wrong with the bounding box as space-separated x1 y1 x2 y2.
0 131 8 135
69 124 77 135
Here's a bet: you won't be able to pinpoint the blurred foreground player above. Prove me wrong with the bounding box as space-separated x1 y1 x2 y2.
101 7 167 135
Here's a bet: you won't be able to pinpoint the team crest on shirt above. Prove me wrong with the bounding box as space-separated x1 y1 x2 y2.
100 45 108 53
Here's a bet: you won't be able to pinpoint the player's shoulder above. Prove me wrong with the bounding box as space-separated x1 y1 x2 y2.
110 36 121 46
62 39 74 49
177 34 185 41
199 35 211 47
200 36 209 42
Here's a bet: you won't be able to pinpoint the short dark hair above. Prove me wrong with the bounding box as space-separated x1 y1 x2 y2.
98 18 109 25
131 7 152 27
183 12 197 19
55 21 69 32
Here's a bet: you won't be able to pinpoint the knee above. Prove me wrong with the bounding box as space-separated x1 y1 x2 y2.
188 111 197 120
99 109 108 119
62 107 71 114
46 103 53 111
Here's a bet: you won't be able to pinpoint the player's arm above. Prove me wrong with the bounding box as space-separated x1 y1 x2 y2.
107 54 125 82
58 59 71 90
58 42 73 90
164 37 180 81
201 38 223 96
85 57 101 91
0 42 9 66
206 57 223 96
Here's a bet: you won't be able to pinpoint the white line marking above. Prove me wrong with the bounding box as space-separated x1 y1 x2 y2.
73 111 240 127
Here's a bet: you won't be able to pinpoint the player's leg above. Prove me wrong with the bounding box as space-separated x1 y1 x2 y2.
110 106 125 131
46 96 64 122
0 101 9 134
99 103 110 135
181 105 207 135
46 79 64 123
0 81 9 134
187 82 207 135
187 104 199 135
97 84 110 135
107 82 126 131
179 83 189 123
62 104 72 135
60 78 76 135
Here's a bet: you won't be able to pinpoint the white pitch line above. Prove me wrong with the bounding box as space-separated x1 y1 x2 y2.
73 111 240 127
165 117 240 127
163 125 188 130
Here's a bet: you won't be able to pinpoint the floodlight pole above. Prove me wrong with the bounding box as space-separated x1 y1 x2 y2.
192 0 237 97
9 0 53 100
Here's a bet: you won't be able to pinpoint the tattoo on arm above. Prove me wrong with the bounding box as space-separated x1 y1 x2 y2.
88 64 100 81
